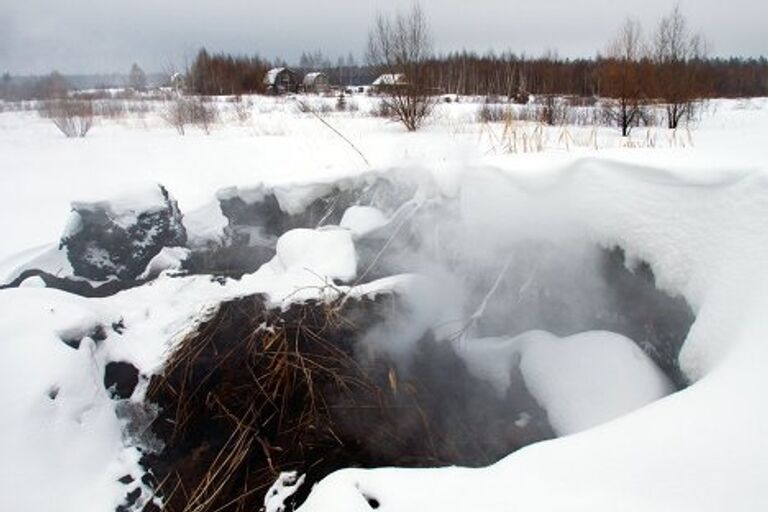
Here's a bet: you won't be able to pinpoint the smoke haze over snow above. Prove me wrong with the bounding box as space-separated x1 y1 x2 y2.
1 0 766 74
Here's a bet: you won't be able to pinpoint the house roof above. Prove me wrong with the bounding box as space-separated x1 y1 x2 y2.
264 67 294 85
302 72 327 86
372 73 406 85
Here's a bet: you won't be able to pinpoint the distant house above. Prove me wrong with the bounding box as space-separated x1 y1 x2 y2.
264 67 298 94
302 72 330 94
169 72 185 94
372 73 407 93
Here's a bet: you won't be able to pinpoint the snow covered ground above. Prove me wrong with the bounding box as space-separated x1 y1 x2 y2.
1 95 766 264
1 95 767 511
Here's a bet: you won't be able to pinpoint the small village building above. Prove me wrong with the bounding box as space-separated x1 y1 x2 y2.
302 72 330 94
264 67 298 94
371 73 407 93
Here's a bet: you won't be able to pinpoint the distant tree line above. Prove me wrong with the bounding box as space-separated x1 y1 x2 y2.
1 54 765 103
416 53 768 100
184 49 269 95
1 24 765 104
183 47 376 95
177 50 766 101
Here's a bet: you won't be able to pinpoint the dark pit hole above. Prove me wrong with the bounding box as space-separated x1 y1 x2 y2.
116 487 142 512
59 335 81 350
47 386 59 400
134 224 694 512
104 361 140 400
90 324 108 342
112 319 126 335
118 474 134 484
363 494 380 509
135 239 696 512
59 324 110 350
0 269 151 297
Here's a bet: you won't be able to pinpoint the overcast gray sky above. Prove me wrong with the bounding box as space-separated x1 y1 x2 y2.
2 0 766 75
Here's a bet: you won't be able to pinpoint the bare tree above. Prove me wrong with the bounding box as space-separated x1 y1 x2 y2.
161 98 189 135
190 97 218 134
33 71 70 99
128 63 147 92
0 72 11 99
366 2 435 131
599 18 648 137
652 5 707 129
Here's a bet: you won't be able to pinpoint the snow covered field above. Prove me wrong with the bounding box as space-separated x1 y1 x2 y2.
1 95 767 511
1 95 766 263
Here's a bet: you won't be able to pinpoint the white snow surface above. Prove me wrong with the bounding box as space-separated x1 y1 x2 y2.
264 472 307 512
68 183 170 231
1 97 768 512
273 227 356 279
0 289 130 511
0 243 72 284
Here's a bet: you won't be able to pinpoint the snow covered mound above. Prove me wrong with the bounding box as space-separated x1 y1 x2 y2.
340 206 389 238
457 330 674 436
60 185 187 281
273 228 357 279
519 331 673 434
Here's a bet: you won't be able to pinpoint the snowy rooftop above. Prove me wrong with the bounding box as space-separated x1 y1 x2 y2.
302 72 327 86
264 67 291 85
372 73 406 85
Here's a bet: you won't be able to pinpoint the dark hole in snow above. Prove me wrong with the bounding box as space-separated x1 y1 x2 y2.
47 386 59 400
59 335 82 350
90 324 108 342
118 474 134 484
134 223 695 512
116 487 142 512
104 361 140 400
0 269 152 297
112 319 126 334
59 323 109 350
599 247 693 387
183 243 276 278
363 494 380 509
182 174 416 278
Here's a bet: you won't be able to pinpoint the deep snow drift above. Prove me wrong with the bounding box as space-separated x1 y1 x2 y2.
0 97 767 512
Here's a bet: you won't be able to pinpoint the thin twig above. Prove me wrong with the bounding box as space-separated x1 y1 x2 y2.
298 100 370 167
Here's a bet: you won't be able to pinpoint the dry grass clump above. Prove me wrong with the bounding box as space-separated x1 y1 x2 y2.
139 293 551 512
39 99 94 137
161 97 219 135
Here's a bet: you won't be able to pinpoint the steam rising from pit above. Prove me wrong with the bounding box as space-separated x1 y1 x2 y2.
136 167 695 512
352 167 693 388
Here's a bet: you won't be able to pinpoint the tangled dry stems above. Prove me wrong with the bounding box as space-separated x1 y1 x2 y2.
145 296 386 512
142 292 552 512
